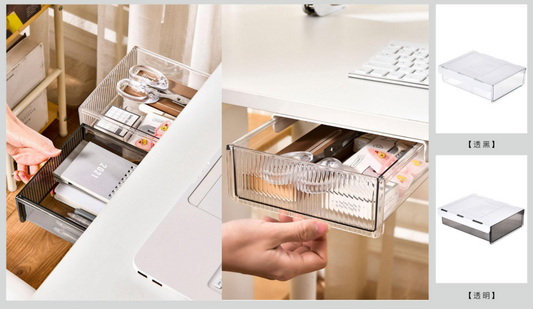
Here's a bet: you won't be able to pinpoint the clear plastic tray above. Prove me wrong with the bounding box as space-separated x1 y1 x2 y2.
438 51 526 102
438 194 524 243
227 117 428 237
79 46 210 147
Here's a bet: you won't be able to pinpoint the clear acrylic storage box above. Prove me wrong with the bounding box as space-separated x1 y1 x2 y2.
438 51 526 102
227 117 428 237
79 46 210 146
16 47 210 243
438 194 524 243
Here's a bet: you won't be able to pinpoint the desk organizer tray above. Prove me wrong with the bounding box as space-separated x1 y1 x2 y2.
79 46 209 150
227 116 428 237
438 194 524 244
16 124 147 243
438 51 526 102
15 47 210 244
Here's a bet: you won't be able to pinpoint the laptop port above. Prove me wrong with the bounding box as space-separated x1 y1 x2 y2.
137 271 147 278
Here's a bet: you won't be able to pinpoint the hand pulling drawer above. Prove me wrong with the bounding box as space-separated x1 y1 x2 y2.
15 124 147 243
226 116 428 238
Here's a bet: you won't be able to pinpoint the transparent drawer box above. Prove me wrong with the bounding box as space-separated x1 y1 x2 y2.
16 125 147 243
227 116 428 237
16 47 209 243
79 46 210 148
438 194 524 244
438 51 526 102
15 47 211 243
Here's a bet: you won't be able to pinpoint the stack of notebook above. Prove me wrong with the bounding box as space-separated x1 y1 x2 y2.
53 141 138 217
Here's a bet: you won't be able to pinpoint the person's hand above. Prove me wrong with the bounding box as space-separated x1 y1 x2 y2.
222 213 328 281
6 105 61 183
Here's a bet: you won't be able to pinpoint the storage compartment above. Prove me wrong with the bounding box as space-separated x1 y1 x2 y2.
227 116 428 237
79 46 209 151
438 194 524 244
438 51 526 102
16 124 148 243
15 47 211 243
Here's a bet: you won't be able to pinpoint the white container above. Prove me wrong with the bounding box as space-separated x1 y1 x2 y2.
17 90 48 132
6 38 46 109
438 51 526 102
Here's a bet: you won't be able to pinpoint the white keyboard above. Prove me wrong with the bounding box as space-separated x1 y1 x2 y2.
349 40 429 89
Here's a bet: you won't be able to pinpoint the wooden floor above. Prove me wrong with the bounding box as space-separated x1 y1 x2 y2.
6 107 80 289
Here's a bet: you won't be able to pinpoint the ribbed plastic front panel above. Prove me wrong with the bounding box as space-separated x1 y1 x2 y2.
227 117 428 237
232 147 379 231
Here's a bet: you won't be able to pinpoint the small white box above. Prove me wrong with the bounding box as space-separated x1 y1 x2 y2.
6 37 46 109
17 90 48 132
438 51 526 102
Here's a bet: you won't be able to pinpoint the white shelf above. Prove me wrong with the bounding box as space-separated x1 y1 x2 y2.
6 5 68 192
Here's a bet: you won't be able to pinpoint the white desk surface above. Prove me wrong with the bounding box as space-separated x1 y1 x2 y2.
222 5 429 141
32 68 221 300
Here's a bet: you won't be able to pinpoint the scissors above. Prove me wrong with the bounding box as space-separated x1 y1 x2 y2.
116 65 190 107
310 130 363 163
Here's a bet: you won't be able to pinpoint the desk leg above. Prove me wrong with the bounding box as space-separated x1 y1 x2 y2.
324 229 368 299
376 212 397 299
54 5 67 137
6 153 17 192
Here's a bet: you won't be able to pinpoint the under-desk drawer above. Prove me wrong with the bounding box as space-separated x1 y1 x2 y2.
226 116 428 237
15 124 147 243
14 47 209 244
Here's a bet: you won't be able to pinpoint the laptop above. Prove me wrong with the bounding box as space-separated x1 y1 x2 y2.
134 151 222 300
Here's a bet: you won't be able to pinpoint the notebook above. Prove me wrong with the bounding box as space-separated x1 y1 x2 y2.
54 142 137 203
54 183 106 216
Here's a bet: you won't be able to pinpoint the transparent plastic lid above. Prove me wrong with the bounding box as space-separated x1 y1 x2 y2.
440 51 525 86
438 51 526 101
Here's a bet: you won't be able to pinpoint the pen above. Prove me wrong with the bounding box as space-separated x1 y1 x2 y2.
67 212 91 228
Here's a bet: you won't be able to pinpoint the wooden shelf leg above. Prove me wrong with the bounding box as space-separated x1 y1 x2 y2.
54 5 67 137
6 153 17 192
324 229 368 299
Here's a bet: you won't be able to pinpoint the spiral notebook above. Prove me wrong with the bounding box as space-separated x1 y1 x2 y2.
54 141 137 203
